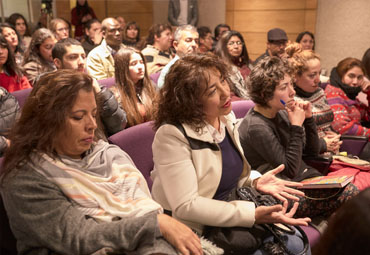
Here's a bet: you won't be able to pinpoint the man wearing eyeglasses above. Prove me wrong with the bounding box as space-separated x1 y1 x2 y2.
254 28 288 65
87 18 124 80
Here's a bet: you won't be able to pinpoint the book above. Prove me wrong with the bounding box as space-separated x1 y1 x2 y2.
299 175 354 189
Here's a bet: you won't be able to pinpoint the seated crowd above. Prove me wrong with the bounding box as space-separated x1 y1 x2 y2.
1 9 370 255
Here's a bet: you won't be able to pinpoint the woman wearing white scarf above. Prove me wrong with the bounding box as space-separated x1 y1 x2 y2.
0 70 202 255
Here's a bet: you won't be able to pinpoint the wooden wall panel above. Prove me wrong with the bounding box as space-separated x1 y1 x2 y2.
226 0 317 59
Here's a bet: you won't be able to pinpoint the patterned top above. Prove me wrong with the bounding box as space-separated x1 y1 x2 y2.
324 84 370 137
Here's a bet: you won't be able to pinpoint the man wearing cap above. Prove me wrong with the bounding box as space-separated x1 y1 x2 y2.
254 28 288 65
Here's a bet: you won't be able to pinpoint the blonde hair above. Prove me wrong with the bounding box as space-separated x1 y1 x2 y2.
286 42 320 76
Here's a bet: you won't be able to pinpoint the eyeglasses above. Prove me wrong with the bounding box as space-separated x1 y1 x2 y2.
57 27 69 32
227 41 243 46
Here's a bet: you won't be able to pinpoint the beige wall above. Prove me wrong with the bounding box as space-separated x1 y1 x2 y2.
316 0 370 74
153 0 225 34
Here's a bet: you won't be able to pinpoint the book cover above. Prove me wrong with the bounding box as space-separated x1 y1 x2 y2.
299 175 354 189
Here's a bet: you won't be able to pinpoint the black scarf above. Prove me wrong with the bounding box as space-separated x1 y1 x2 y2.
329 67 361 100
294 84 321 98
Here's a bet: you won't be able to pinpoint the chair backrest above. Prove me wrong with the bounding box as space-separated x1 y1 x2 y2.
0 158 17 255
11 88 32 108
108 121 156 189
231 100 255 119
98 77 115 88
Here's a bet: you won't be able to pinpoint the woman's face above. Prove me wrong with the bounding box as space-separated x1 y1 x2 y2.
0 45 8 67
15 18 27 36
39 37 56 62
54 89 97 159
227 35 243 58
268 74 296 110
129 52 145 84
300 34 314 50
342 66 364 87
77 0 86 5
2 27 18 50
126 26 138 40
295 58 321 93
201 68 232 127
55 21 69 41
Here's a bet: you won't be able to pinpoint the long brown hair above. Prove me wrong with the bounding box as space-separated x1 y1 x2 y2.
114 47 156 126
0 70 102 183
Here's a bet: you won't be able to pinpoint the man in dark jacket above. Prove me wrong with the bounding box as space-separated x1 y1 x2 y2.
52 38 127 136
254 28 288 65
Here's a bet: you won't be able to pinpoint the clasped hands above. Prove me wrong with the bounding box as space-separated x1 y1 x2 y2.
254 164 311 226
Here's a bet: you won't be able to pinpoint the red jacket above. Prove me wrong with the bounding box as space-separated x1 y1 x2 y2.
0 73 31 92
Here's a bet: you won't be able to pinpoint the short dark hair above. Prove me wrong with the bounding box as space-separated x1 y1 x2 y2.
247 57 293 108
197 26 211 39
52 38 81 60
362 48 370 78
214 23 230 39
295 31 315 50
144 23 172 46
85 18 100 31
154 53 229 131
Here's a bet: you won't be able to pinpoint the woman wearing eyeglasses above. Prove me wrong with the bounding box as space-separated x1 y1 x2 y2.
215 30 253 100
324 57 370 137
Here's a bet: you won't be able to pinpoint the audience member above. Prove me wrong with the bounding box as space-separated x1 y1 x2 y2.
6 13 32 49
296 31 315 51
286 43 341 154
168 0 198 26
115 16 126 31
212 23 230 50
0 69 201 255
325 57 370 137
71 0 97 40
239 56 358 219
151 53 310 254
254 28 288 65
215 30 252 100
157 24 198 88
52 38 126 136
0 35 31 92
23 28 57 85
86 18 124 80
122 21 141 48
0 87 19 156
362 48 370 78
0 23 24 65
111 47 156 127
141 23 173 75
50 18 70 41
81 18 102 55
313 188 370 255
197 26 213 53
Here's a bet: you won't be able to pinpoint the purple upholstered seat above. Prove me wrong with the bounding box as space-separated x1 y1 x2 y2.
11 88 32 108
108 121 156 190
98 77 115 88
231 100 255 119
149 72 161 87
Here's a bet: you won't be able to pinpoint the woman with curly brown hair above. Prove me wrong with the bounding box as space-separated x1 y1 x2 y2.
151 53 311 254
111 47 156 127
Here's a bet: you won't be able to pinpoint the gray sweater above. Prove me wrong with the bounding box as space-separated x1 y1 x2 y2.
1 167 176 254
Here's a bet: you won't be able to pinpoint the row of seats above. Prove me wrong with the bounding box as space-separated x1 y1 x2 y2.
1 85 368 253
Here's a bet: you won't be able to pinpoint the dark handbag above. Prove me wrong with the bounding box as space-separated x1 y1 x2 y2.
203 187 309 255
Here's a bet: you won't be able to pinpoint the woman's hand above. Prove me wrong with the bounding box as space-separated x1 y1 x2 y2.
255 164 305 203
286 101 306 126
157 214 203 255
323 132 342 154
255 201 311 226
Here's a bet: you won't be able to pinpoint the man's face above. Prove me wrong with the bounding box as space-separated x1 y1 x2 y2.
86 22 102 39
174 30 199 56
103 19 122 48
200 32 213 51
217 27 229 40
267 40 287 58
55 45 86 72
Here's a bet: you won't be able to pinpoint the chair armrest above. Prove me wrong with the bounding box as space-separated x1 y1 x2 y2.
303 154 333 175
340 135 368 156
